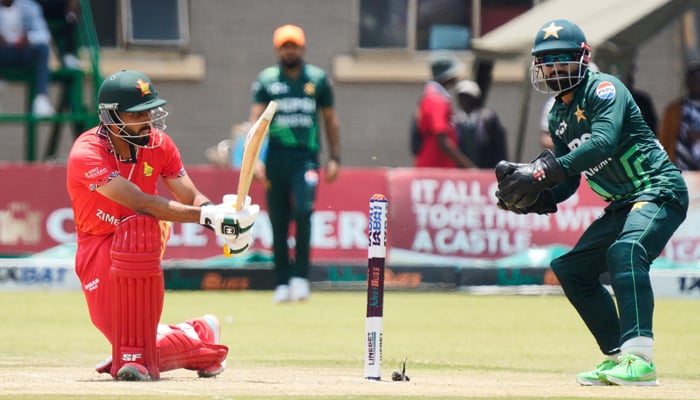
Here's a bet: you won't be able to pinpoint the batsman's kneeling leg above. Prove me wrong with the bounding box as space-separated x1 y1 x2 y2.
110 215 166 380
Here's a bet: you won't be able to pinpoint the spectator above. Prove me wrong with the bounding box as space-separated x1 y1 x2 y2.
36 0 80 68
454 79 508 168
414 51 474 168
658 63 700 170
624 62 658 135
0 0 54 116
249 24 341 303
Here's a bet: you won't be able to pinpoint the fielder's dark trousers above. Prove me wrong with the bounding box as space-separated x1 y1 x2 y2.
265 149 318 286
551 190 688 355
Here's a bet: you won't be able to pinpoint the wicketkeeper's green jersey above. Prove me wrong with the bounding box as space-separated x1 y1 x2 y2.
547 70 685 205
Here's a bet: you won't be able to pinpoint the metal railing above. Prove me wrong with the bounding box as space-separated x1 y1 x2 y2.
0 0 102 162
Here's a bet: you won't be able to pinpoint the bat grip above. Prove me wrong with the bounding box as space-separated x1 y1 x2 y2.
234 199 244 211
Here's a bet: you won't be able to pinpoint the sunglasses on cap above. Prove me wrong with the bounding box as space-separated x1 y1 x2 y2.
536 53 578 65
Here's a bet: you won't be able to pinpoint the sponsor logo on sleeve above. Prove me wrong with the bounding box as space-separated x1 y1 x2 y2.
595 81 616 100
85 166 108 180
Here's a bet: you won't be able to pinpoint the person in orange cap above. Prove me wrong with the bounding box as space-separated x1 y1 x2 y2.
249 24 341 303
272 24 306 49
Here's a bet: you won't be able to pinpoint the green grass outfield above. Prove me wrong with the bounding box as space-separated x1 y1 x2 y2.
0 290 698 399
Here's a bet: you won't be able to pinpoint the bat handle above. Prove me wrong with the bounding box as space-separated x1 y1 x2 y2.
234 197 245 211
262 101 278 120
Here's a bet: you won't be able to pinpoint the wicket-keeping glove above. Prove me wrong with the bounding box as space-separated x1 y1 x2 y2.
495 160 527 183
496 149 566 209
497 190 558 215
200 195 260 256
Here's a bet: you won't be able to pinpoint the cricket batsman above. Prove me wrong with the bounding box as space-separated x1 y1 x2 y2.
67 69 259 381
495 19 688 386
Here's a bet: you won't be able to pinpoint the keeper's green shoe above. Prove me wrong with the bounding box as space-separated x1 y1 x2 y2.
600 354 658 386
576 359 618 386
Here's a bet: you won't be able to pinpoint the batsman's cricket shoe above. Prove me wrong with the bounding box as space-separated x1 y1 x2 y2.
273 284 291 303
198 360 226 378
289 277 310 302
117 362 151 381
194 314 226 378
193 314 221 344
95 356 112 374
576 359 618 386
600 354 658 386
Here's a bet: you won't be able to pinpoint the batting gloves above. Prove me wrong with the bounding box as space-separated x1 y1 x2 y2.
200 195 260 256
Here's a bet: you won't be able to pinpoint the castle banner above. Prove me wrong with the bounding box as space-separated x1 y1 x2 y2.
0 164 698 267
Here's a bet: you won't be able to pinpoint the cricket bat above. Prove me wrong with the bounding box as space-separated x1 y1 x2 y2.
235 101 277 211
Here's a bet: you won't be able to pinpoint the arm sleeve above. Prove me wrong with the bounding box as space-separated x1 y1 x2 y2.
159 134 186 179
316 74 335 108
251 74 271 104
69 142 118 191
549 119 581 203
551 175 581 203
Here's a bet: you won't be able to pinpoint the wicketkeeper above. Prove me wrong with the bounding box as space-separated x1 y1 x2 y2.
495 19 688 386
67 69 260 381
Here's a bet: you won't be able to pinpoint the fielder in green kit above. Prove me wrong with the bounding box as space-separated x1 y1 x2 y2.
495 19 688 386
250 24 341 303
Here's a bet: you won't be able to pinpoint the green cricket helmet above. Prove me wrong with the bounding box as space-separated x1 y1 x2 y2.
98 69 168 148
530 19 592 94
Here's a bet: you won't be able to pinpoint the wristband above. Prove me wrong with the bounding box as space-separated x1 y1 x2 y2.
199 202 215 231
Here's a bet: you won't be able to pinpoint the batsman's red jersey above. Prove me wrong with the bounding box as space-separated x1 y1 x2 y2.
67 126 185 236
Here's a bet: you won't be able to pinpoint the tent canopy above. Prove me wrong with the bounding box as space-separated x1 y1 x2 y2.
470 0 695 60
468 0 695 161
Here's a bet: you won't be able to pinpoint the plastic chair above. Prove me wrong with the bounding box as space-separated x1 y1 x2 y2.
428 24 471 50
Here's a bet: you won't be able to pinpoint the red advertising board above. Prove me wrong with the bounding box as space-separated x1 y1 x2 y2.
386 168 607 264
0 164 72 253
0 164 388 262
0 164 698 266
170 166 388 261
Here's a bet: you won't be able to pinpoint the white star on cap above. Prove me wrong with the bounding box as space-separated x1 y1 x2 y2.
542 22 564 40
